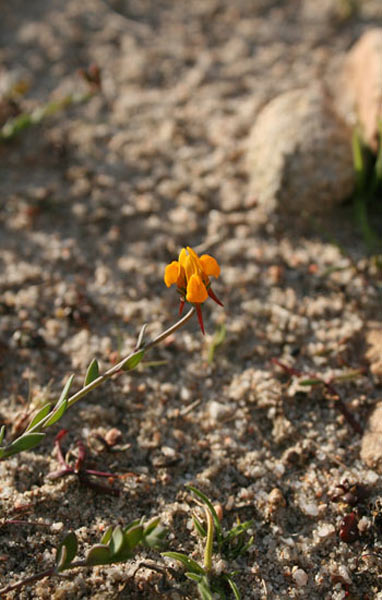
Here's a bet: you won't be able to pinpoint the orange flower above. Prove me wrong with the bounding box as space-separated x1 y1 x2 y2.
164 246 223 334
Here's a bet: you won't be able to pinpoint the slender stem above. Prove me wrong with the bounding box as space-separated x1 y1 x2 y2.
20 307 196 436
203 507 214 573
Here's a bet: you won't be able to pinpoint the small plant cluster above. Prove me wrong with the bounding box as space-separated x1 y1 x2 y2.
0 516 166 595
0 247 231 596
0 486 253 598
163 486 253 600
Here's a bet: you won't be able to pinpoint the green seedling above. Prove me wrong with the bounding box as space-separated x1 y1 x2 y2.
162 486 253 599
207 323 226 364
0 517 167 596
188 486 254 561
0 65 101 143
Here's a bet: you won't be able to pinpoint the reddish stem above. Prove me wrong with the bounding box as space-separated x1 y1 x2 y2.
271 358 363 435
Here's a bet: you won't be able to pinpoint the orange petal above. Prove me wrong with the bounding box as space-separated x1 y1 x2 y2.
200 254 220 278
186 274 208 303
164 261 180 287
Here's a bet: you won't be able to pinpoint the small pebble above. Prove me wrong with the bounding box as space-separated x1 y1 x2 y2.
292 567 308 587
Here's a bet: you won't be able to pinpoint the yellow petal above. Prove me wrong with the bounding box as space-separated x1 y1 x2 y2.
200 254 220 278
164 261 180 287
186 274 208 303
178 248 188 269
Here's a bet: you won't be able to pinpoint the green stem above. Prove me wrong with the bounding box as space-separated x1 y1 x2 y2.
203 507 214 573
28 307 195 432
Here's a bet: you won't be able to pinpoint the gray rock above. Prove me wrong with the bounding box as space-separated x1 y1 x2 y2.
246 84 355 214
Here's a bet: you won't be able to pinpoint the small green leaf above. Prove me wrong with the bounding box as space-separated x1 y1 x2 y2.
3 432 46 457
26 402 52 432
143 518 167 549
121 350 144 371
85 544 112 566
0 425 5 445
162 552 205 575
196 576 213 600
59 374 75 404
124 524 144 551
100 525 113 545
298 378 322 387
84 358 99 386
143 517 161 536
224 520 253 542
43 397 68 428
56 531 78 572
109 526 124 556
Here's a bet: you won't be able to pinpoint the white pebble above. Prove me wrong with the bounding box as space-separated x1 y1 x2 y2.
292 568 308 587
316 523 335 538
299 498 319 517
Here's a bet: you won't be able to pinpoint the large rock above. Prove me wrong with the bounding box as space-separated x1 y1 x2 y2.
246 84 355 214
337 28 382 152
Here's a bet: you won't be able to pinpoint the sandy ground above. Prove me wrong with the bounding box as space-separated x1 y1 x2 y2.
1 1 382 598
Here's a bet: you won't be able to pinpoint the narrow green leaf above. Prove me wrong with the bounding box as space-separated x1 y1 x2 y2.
56 531 78 572
43 397 68 428
85 544 112 566
0 425 5 445
186 572 203 583
3 432 46 457
162 552 205 575
59 374 75 403
187 485 223 541
352 128 365 192
26 402 52 432
224 575 241 600
100 525 113 545
84 358 99 386
121 350 145 371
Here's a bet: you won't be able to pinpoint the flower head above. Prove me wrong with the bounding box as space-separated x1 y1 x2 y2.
164 246 223 334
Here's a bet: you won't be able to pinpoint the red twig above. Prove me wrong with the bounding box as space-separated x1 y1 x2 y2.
48 430 120 495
